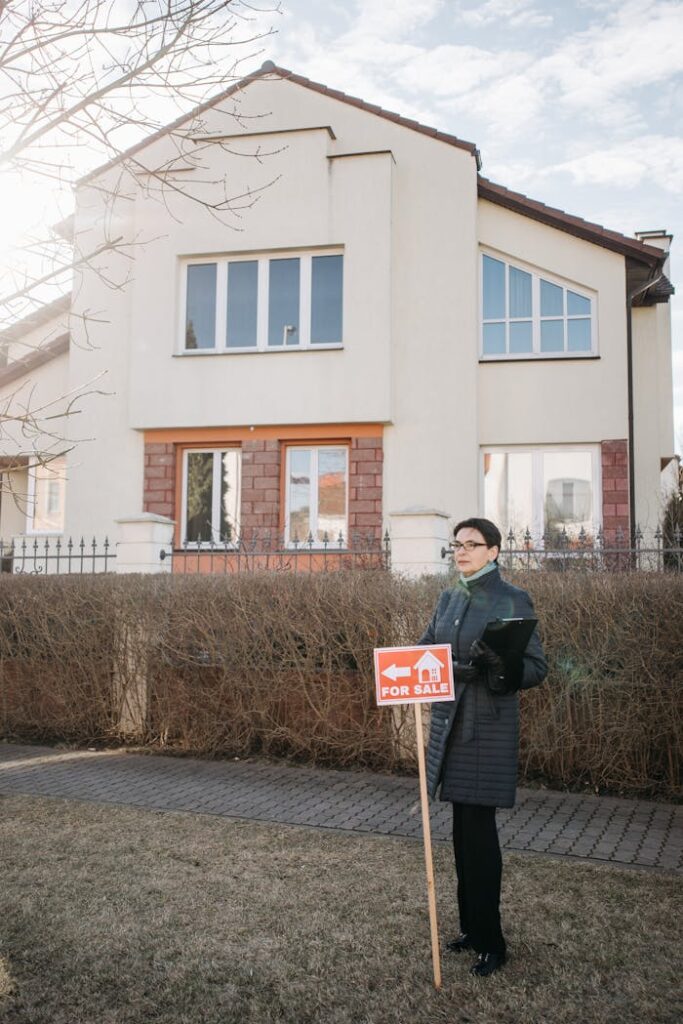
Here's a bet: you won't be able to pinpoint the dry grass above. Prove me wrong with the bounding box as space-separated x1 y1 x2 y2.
0 794 681 1024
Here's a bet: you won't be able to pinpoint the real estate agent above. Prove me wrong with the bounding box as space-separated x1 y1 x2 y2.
419 517 547 977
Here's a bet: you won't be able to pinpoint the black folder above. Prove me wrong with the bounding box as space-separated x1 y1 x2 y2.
480 617 538 656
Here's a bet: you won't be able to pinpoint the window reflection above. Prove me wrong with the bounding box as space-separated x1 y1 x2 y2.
186 264 217 349
484 448 596 543
185 449 241 545
288 448 311 542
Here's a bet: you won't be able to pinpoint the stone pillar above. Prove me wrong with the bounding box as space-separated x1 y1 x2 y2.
389 507 452 577
115 513 175 574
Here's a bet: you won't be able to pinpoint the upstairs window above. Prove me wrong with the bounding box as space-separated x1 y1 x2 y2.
183 251 343 352
481 253 594 358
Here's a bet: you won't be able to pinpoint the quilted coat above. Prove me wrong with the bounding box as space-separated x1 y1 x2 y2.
419 567 547 808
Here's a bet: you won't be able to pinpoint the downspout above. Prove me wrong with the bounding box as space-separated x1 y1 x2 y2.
626 268 664 543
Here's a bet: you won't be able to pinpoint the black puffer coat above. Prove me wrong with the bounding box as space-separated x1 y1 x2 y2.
419 568 547 808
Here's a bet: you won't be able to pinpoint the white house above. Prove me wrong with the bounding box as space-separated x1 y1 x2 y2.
0 62 676 575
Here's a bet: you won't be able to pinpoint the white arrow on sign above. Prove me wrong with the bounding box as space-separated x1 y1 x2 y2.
381 664 412 682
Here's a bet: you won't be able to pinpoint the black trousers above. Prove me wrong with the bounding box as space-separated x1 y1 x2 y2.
451 802 506 955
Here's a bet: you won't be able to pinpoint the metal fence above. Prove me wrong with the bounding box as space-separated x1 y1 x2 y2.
161 530 392 574
0 536 116 575
442 525 683 572
0 531 391 575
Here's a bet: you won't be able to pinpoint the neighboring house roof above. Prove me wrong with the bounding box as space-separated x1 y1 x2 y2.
0 294 71 387
0 293 71 346
0 332 69 389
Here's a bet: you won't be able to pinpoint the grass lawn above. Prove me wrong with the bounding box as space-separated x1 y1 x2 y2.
0 794 681 1024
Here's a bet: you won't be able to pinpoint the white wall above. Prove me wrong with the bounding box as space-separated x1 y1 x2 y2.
477 200 629 446
632 303 676 529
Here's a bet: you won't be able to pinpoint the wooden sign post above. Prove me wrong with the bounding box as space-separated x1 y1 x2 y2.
373 644 455 991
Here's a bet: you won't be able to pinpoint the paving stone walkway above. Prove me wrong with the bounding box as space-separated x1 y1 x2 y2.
0 741 681 873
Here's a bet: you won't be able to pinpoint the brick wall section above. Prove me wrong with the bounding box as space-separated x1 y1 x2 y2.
240 439 281 539
348 436 383 546
143 443 176 519
601 439 629 540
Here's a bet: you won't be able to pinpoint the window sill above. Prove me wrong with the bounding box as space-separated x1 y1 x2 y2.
175 344 344 357
479 354 600 363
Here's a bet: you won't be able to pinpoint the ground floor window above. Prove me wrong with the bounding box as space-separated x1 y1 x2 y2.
285 445 348 546
181 448 241 545
28 456 66 533
483 445 600 543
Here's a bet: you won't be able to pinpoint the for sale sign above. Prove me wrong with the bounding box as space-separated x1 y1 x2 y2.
373 644 455 706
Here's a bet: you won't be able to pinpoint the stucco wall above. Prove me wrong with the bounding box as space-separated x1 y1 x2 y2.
632 304 675 529
477 200 628 446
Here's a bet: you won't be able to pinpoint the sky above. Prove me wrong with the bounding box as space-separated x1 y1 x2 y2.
265 0 683 453
1 0 681 451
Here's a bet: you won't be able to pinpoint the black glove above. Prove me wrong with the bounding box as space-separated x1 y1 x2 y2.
469 640 524 695
453 663 479 684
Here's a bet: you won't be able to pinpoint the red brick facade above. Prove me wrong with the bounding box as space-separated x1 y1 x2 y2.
601 439 629 540
143 443 176 519
240 439 281 539
142 433 384 549
348 436 383 543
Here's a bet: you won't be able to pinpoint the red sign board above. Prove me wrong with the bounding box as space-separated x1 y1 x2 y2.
373 644 455 706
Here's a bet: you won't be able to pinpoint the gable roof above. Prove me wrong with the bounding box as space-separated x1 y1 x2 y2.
78 61 481 188
76 63 668 276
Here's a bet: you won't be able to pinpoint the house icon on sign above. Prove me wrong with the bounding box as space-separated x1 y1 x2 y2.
413 650 444 685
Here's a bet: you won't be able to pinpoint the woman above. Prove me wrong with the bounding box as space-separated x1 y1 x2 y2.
419 517 547 977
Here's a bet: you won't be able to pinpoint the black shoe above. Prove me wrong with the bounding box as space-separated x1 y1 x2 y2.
445 933 473 953
470 952 506 977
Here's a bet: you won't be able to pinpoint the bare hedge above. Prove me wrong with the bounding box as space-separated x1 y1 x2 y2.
0 569 681 800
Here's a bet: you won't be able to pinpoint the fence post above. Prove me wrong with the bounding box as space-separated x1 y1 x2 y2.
389 508 451 577
115 514 175 574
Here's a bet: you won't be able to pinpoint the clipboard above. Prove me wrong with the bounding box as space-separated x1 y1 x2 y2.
480 617 537 656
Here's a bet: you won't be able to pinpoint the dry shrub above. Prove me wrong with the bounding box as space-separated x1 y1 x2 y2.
0 569 681 798
511 570 683 799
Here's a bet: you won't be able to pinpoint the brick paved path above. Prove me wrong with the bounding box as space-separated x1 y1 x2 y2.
0 742 680 873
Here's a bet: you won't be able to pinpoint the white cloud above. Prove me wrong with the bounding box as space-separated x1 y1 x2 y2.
533 136 683 194
456 0 553 29
352 0 444 38
535 0 683 120
397 44 529 97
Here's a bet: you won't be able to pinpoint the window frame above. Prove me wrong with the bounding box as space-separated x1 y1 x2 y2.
481 443 602 542
26 456 67 535
180 446 241 548
284 444 349 549
480 249 597 360
179 249 344 354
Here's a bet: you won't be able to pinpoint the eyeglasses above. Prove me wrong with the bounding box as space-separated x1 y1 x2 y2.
453 541 488 552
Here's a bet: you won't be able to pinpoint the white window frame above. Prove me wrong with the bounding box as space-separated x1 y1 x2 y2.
481 444 602 542
179 249 344 354
180 447 241 548
26 456 66 535
284 445 349 548
480 248 597 360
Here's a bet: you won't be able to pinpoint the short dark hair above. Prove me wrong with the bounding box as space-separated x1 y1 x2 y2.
453 517 502 551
